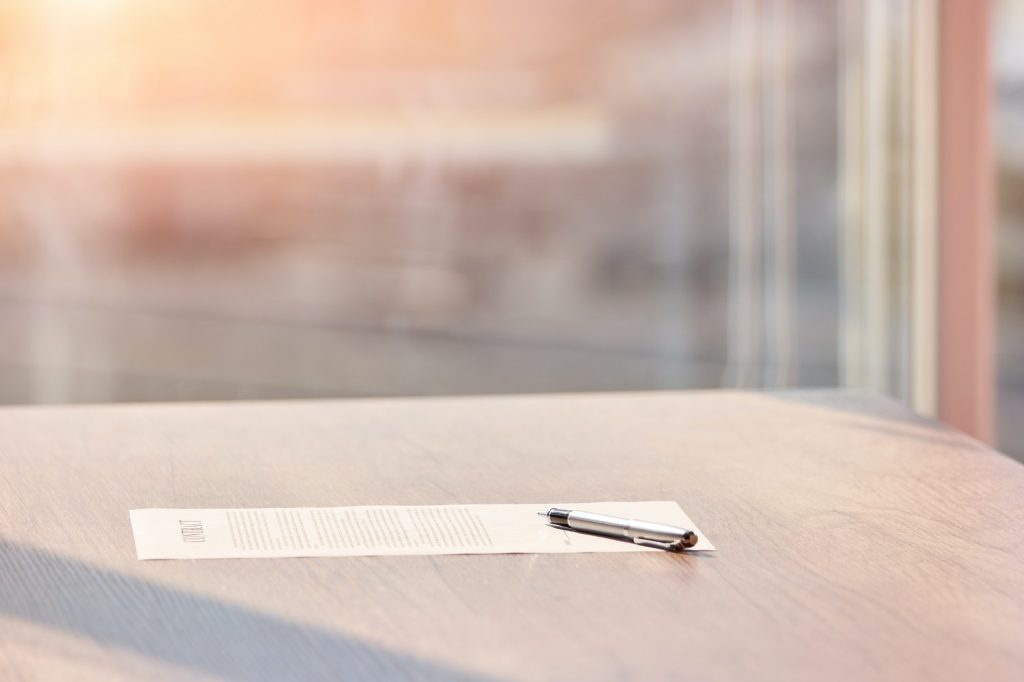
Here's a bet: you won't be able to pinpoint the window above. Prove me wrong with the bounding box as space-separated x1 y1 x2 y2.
0 1 1010 456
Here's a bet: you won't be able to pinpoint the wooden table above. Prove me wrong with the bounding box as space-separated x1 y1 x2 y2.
1 390 1022 681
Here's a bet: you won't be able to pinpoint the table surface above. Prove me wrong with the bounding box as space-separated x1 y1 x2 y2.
1 390 1023 682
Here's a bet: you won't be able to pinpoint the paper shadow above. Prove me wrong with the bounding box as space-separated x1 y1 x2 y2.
0 539 491 681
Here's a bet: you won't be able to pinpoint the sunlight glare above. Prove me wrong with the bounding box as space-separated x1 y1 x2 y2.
52 0 124 11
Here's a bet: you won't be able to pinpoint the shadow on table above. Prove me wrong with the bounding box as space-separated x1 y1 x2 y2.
761 388 991 451
0 539 491 681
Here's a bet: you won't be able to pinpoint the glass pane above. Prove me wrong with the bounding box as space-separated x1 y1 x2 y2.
0 0 840 403
995 0 1024 460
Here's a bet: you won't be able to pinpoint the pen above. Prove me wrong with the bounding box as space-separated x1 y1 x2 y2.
538 508 698 551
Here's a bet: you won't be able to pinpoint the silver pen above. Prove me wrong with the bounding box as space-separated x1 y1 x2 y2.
538 507 698 551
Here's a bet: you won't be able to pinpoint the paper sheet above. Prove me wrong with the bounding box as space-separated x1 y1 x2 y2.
130 501 713 560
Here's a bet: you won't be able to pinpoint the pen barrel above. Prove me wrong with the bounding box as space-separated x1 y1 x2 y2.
623 520 692 544
566 511 692 544
565 511 633 537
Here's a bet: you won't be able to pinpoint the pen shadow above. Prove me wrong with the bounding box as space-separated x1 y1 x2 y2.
0 539 492 682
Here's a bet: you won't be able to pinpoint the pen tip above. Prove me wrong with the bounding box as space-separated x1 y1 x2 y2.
536 511 549 517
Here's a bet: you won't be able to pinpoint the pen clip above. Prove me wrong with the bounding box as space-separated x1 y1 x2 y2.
632 537 688 552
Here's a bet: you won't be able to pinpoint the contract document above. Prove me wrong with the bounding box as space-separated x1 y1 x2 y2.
130 501 714 560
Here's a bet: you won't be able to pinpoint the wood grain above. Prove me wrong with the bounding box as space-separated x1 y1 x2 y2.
1 390 1022 681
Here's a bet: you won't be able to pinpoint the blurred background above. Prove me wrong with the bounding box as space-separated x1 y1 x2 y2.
0 1 1018 457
